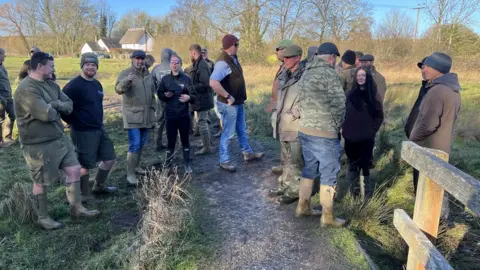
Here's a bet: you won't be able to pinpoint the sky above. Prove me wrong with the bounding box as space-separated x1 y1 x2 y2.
108 0 479 35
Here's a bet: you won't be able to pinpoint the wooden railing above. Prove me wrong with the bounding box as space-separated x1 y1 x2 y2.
394 141 480 270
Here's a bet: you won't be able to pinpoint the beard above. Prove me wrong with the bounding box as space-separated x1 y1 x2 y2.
83 70 96 79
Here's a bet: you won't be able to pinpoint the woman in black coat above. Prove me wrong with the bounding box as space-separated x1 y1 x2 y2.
342 67 384 199
157 54 196 174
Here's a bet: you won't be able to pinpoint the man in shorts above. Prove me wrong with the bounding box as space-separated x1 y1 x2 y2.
14 52 100 230
63 53 117 202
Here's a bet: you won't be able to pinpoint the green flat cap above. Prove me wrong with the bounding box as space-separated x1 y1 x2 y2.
276 39 293 50
283 44 303 58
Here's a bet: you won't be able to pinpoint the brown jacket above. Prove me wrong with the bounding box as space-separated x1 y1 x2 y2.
276 63 305 141
372 68 387 103
410 73 461 153
338 65 356 92
115 66 156 129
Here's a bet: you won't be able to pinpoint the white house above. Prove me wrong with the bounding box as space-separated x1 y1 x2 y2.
119 28 155 52
80 38 121 55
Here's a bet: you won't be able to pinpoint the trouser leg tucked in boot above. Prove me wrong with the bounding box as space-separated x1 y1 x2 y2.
296 178 322 217
320 185 345 228
66 181 100 219
32 193 64 230
126 152 139 185
92 168 117 194
80 174 92 203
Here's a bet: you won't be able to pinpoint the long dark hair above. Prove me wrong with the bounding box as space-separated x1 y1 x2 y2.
347 67 378 117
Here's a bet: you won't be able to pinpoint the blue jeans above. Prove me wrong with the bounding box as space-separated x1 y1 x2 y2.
217 101 253 163
299 132 342 187
128 128 148 153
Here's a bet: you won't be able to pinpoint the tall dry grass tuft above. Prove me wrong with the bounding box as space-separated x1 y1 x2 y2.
0 182 35 223
129 168 192 270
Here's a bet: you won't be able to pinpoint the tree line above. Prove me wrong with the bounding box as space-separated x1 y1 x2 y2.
0 0 479 61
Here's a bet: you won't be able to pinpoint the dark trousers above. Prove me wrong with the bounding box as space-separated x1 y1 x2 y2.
413 169 419 194
166 115 190 150
345 138 375 176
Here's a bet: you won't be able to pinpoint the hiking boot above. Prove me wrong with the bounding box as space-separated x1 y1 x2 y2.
296 178 322 217
320 185 345 228
80 174 93 203
243 151 264 162
126 152 139 185
195 134 212 155
271 166 283 174
92 168 117 195
183 148 193 174
220 162 236 172
66 182 100 219
278 195 298 205
32 194 64 230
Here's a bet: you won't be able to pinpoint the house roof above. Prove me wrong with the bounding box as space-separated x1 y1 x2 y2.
119 28 153 44
85 42 104 51
99 37 121 49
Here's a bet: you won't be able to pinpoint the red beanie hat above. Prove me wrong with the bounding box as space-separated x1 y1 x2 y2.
222 34 239 50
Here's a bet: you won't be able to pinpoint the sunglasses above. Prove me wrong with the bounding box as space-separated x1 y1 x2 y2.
170 60 180 64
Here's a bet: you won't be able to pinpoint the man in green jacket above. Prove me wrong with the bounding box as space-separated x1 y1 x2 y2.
115 50 156 185
298 42 346 228
0 48 15 147
15 52 100 230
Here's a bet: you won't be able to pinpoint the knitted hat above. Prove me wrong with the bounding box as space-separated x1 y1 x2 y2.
283 44 303 58
317 42 340 56
222 34 239 50
341 50 356 65
80 53 99 69
424 52 452 74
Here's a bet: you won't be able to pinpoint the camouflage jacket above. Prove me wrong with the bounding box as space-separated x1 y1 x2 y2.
298 56 346 138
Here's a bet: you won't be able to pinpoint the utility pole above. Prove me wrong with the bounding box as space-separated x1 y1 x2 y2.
412 6 426 41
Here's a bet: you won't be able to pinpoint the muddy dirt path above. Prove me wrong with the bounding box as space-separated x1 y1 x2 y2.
187 134 355 270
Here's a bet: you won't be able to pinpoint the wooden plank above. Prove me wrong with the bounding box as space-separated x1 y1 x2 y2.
401 141 480 216
393 209 453 270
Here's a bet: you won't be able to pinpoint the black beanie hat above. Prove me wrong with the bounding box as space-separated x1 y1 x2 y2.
341 50 356 65
424 52 452 74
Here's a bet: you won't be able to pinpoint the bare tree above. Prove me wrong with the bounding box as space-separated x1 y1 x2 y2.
376 9 415 39
96 0 118 38
269 0 306 40
308 0 332 43
328 0 371 42
0 0 31 51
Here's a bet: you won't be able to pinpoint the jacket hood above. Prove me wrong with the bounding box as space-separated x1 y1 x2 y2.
307 46 317 63
431 73 460 92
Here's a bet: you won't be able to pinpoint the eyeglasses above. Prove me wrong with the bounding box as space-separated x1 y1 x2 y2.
170 60 180 64
234 42 239 47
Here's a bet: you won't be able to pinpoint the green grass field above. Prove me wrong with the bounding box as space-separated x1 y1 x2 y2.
1 56 479 269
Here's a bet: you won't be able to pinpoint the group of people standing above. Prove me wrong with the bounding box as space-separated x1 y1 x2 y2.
0 31 461 230
267 40 460 227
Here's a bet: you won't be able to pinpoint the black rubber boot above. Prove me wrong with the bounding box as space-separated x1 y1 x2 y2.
183 148 193 174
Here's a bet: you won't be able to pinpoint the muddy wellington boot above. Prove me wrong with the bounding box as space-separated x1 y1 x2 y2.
183 148 193 174
126 152 139 185
92 168 117 195
296 178 322 217
80 174 93 203
32 193 64 230
66 182 100 220
135 149 146 174
243 151 265 162
195 134 212 155
320 185 346 228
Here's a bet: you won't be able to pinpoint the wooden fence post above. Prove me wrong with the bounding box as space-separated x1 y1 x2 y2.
406 148 449 270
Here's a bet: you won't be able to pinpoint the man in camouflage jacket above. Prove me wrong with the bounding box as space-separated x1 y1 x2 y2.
297 42 346 228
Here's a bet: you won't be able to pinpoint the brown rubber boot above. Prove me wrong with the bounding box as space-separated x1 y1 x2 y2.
220 162 236 172
32 193 64 230
296 178 322 217
243 151 265 162
135 149 146 174
320 185 345 228
195 133 212 155
127 152 139 185
80 174 92 203
66 181 100 219
92 168 117 194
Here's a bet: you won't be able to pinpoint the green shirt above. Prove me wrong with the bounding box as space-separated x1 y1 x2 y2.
14 77 73 145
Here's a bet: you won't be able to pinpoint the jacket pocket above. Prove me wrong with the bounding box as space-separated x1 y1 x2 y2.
125 106 145 124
